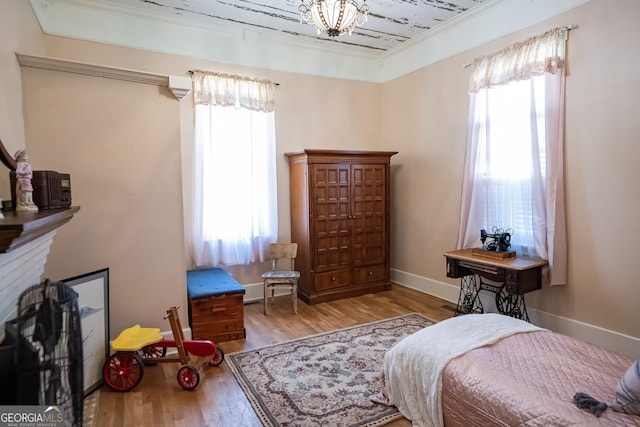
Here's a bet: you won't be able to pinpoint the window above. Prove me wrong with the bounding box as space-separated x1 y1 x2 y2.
457 27 568 285
190 71 278 266
471 75 547 251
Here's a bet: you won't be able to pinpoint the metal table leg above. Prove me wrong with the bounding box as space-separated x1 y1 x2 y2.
455 274 483 316
495 288 530 322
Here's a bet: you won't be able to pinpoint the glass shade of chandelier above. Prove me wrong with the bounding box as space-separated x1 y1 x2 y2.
299 0 369 37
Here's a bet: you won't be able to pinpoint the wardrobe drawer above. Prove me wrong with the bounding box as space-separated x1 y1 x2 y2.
315 269 351 291
354 264 387 285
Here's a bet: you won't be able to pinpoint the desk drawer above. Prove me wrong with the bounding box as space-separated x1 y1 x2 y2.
506 269 542 294
458 261 505 282
446 257 461 278
505 270 520 294
505 282 519 294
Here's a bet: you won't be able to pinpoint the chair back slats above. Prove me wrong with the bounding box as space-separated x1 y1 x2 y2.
269 243 297 259
269 243 297 271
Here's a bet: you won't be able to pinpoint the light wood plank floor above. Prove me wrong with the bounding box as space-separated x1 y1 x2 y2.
92 285 456 427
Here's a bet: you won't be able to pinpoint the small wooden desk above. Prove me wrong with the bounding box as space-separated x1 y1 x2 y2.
444 249 547 322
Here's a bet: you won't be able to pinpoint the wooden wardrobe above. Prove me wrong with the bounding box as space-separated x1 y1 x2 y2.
285 149 398 304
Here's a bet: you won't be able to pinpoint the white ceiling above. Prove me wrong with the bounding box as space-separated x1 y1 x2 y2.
96 0 489 53
27 0 590 82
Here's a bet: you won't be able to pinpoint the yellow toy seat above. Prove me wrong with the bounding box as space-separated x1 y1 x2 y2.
111 324 162 352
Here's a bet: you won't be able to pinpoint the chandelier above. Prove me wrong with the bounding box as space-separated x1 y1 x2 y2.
299 0 369 37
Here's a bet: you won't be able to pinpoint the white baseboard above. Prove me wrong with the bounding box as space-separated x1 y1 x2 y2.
243 281 295 302
244 281 268 302
391 268 640 358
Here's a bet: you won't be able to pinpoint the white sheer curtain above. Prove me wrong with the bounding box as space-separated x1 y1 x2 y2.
457 27 568 285
191 71 278 266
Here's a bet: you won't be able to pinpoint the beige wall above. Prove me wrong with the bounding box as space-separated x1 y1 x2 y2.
20 66 187 335
383 0 640 339
0 0 46 196
2 0 639 347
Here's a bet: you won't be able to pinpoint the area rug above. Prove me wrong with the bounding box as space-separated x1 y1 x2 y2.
82 390 99 427
227 313 435 427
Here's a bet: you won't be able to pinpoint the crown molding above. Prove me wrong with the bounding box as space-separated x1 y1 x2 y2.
16 53 168 86
16 53 193 101
168 76 192 100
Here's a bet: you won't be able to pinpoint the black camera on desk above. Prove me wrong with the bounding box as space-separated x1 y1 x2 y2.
480 228 512 252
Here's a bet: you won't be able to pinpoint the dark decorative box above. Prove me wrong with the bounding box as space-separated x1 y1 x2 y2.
10 170 71 210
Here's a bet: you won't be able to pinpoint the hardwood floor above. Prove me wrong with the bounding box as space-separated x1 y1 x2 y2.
92 285 456 427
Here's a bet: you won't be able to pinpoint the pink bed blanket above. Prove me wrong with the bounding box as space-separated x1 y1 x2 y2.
375 313 640 427
374 314 542 426
442 329 640 427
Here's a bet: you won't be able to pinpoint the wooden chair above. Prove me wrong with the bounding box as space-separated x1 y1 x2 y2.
262 243 300 315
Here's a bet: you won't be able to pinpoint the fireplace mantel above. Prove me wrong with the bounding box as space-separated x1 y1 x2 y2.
0 206 80 253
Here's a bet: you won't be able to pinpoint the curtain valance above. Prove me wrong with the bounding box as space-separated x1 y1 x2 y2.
192 70 276 112
468 27 567 93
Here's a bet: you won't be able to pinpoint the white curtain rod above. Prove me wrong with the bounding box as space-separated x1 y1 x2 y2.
462 25 577 69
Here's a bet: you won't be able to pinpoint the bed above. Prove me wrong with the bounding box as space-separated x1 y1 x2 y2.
375 313 640 427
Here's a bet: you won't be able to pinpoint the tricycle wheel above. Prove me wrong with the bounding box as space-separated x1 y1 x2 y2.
138 345 167 365
103 352 145 392
209 343 225 367
177 365 200 390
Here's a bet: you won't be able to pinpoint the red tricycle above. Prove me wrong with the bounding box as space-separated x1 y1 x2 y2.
102 305 224 391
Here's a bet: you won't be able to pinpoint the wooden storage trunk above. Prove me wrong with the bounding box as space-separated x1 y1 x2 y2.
187 268 246 343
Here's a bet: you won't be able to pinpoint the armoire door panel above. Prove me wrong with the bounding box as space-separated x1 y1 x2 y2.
351 163 386 266
315 251 350 271
312 163 351 272
315 229 350 271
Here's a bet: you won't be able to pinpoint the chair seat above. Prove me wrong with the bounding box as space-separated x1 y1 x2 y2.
262 271 300 280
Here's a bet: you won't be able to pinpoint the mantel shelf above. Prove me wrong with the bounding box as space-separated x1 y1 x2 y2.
0 206 80 253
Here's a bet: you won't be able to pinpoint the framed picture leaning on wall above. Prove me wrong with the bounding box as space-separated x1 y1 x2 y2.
62 268 109 397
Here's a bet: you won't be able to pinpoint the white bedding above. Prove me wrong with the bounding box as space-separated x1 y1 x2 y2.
376 313 543 427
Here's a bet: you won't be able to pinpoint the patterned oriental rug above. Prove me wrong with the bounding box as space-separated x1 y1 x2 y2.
82 391 99 427
227 313 435 427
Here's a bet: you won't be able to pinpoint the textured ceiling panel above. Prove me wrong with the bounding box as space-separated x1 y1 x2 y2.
100 0 489 51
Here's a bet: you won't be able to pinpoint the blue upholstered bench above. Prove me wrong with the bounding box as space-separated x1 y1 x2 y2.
187 268 246 342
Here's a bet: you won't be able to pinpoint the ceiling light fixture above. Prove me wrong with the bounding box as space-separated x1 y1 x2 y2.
299 0 369 37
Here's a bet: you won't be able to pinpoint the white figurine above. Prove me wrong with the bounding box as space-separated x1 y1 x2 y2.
14 149 38 212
